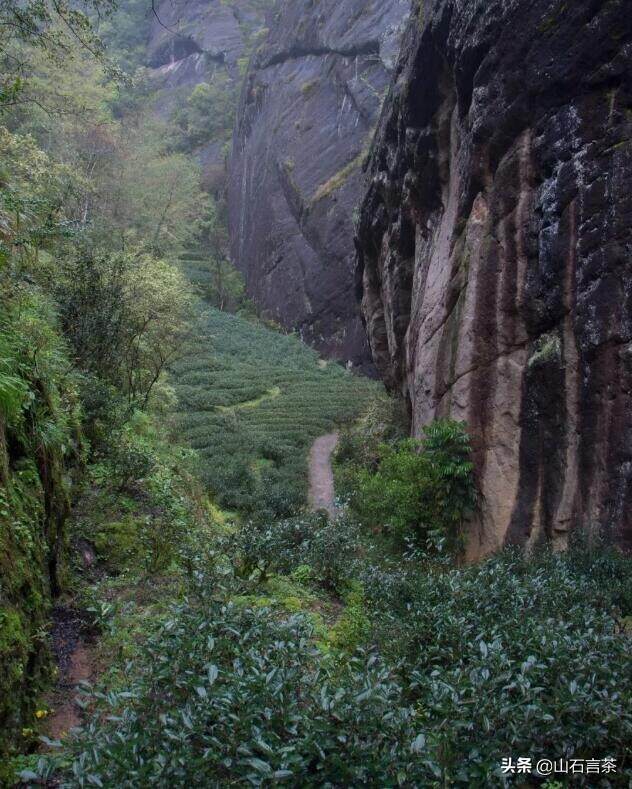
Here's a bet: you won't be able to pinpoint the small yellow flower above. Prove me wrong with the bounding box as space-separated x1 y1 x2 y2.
22 727 34 737
35 709 48 719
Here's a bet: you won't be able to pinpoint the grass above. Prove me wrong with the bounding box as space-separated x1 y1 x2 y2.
169 303 381 517
311 152 364 205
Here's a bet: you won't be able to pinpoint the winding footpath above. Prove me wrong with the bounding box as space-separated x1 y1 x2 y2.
308 432 339 518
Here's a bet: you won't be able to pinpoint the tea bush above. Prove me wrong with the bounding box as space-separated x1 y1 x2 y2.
361 544 632 784
31 544 632 787
170 306 381 517
40 599 425 788
231 512 360 592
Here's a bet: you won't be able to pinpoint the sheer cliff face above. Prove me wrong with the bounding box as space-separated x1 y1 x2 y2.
228 1 410 369
357 0 632 555
147 0 268 190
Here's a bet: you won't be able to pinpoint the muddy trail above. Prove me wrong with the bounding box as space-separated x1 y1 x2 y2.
43 606 96 743
308 432 339 517
44 543 98 743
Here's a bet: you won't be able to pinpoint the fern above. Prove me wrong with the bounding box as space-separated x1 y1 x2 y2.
0 333 28 423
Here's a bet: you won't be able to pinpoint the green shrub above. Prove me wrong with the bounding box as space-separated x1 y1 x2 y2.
105 432 157 492
43 601 422 787
34 546 632 787
355 420 476 554
335 393 408 471
328 582 371 652
302 514 361 592
231 513 359 592
361 545 632 784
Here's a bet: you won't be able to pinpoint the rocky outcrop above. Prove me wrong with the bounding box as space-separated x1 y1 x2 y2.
146 0 269 191
228 1 411 369
357 0 632 555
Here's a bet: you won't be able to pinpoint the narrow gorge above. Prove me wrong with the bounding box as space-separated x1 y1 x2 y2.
1 0 631 784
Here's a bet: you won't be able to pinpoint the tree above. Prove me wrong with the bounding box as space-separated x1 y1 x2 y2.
0 125 81 270
57 248 193 407
0 0 117 111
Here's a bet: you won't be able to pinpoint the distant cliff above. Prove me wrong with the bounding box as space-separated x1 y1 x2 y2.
356 0 632 555
228 1 410 370
147 0 269 192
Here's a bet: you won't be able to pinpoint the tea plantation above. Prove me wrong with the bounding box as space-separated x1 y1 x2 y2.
170 304 381 517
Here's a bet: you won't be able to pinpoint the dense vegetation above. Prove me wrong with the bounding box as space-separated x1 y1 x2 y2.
25 518 632 786
171 306 378 519
0 0 234 766
1 2 631 787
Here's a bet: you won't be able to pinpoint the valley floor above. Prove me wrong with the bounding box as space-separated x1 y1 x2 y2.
5 309 632 788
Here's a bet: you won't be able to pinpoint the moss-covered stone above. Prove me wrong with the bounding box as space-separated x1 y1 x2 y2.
0 466 54 757
0 306 82 758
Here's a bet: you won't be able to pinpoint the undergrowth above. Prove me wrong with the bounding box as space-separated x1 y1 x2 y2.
24 534 632 787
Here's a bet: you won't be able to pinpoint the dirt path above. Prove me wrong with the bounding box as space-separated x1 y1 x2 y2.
47 646 93 740
44 606 96 742
308 432 339 517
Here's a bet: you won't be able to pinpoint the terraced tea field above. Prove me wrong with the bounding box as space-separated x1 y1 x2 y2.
170 304 381 518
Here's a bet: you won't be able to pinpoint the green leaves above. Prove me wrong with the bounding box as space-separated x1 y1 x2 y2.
363 545 632 784
28 534 632 787
55 600 422 786
170 305 379 518
353 420 476 555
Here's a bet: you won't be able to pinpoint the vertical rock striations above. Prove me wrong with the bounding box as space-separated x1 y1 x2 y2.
356 0 632 555
228 1 411 369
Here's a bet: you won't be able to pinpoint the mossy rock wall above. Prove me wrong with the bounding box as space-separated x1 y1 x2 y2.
0 365 79 757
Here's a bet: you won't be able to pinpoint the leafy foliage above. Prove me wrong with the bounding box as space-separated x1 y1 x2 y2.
170 75 237 152
45 598 421 787
0 289 82 759
353 420 476 554
0 0 117 112
231 512 360 592
360 542 632 784
57 249 193 408
30 542 632 787
0 2 211 755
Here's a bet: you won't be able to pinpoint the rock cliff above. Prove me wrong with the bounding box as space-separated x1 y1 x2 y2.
146 0 269 191
356 0 632 555
228 1 411 369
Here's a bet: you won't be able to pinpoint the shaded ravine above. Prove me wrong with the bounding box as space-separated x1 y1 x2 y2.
308 433 339 517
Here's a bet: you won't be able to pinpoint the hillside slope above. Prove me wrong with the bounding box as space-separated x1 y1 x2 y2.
170 304 380 518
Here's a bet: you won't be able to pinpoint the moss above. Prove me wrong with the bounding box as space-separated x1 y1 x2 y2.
538 1 568 33
300 79 319 96
0 306 82 757
328 582 370 652
528 331 562 369
0 469 55 758
311 152 365 205
92 516 143 570
416 0 425 29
